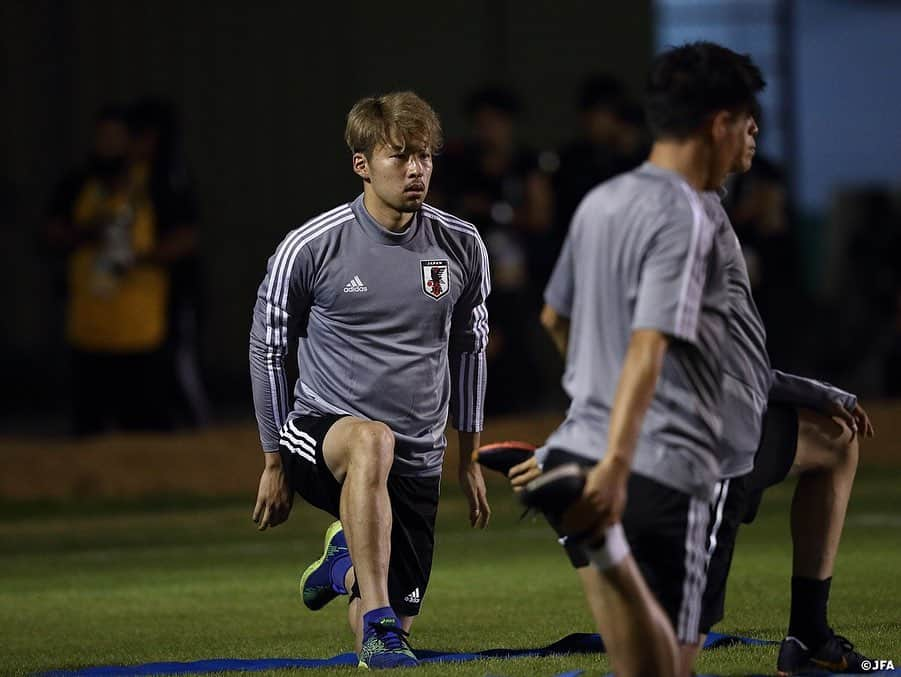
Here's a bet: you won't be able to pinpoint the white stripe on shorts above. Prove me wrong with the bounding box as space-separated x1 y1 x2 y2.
706 479 731 564
281 420 317 464
677 496 710 643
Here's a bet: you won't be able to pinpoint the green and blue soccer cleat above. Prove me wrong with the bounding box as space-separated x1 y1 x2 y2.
358 616 418 669
299 520 350 611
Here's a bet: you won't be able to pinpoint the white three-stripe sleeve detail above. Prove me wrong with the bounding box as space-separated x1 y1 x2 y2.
261 210 353 432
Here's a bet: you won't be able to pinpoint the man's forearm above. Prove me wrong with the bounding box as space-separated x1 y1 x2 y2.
769 369 857 412
457 430 481 465
263 448 282 465
540 304 570 357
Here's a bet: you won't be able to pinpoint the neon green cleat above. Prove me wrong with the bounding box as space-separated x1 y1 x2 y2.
300 520 350 611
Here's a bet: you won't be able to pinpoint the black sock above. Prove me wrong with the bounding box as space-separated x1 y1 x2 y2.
788 576 832 649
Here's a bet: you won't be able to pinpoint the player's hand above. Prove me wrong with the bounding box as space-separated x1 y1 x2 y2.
573 455 629 530
826 400 875 438
850 403 875 438
459 461 491 529
253 454 293 531
509 455 541 493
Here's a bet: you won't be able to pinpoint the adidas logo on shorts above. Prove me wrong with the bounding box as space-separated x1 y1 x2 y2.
343 275 368 293
404 587 421 604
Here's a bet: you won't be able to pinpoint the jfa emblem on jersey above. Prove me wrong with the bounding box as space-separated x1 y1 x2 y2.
421 260 450 300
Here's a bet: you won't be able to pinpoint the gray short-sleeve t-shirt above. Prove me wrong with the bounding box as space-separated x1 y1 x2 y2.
540 163 731 500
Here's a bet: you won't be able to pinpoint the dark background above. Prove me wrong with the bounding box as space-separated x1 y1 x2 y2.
2 0 899 434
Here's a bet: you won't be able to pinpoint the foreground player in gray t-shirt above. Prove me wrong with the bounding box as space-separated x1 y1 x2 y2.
514 43 765 677
249 92 491 669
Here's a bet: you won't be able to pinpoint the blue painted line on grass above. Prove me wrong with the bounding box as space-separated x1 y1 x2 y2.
39 632 779 676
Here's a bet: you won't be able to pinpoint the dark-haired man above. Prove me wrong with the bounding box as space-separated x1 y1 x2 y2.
514 41 765 677
515 41 875 676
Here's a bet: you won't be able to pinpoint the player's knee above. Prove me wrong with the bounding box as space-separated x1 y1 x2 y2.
834 423 859 468
799 412 858 472
348 421 395 472
819 417 857 466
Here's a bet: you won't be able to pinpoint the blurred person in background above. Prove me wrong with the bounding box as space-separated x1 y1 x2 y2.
823 187 901 395
43 104 170 435
42 100 201 436
43 105 131 326
127 96 211 429
435 83 558 413
723 155 808 369
553 73 650 248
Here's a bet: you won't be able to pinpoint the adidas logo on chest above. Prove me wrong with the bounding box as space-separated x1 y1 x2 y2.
343 275 368 293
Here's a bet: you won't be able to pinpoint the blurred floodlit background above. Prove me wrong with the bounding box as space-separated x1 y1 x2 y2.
1 1 899 495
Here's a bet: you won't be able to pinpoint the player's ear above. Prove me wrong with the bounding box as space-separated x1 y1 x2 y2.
709 110 733 144
352 152 370 182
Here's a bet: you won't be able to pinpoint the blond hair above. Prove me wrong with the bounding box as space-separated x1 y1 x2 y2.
344 91 443 157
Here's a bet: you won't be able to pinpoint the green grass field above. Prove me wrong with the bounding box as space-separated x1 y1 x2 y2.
2 467 899 677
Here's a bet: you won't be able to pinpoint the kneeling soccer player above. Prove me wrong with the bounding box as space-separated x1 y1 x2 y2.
249 91 491 669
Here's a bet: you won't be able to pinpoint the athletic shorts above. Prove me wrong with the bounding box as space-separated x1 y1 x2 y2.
699 402 799 633
278 414 440 617
542 448 710 644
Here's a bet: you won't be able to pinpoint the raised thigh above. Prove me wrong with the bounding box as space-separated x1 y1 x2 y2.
746 402 799 491
279 414 346 517
623 474 709 644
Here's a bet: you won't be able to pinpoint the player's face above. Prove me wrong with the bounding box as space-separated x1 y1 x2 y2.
729 114 758 174
358 142 433 214
710 111 757 187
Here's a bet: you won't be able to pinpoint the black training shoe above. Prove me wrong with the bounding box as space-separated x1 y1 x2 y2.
519 463 586 518
472 440 536 475
777 632 873 675
808 633 873 673
776 636 810 676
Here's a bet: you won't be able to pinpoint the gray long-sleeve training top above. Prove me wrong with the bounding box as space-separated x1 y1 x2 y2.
249 195 490 477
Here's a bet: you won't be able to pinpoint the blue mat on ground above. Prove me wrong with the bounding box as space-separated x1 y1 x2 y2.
40 631 773 676
44 634 901 676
